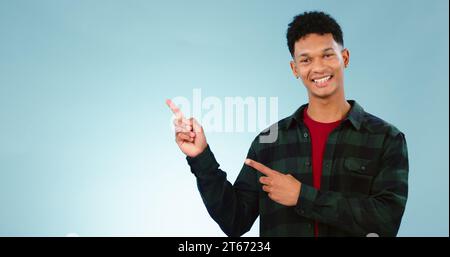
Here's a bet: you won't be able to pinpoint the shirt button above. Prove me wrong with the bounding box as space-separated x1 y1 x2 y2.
305 161 311 166
303 132 308 138
361 165 366 171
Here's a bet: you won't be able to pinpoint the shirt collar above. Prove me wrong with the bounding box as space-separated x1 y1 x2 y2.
287 100 365 130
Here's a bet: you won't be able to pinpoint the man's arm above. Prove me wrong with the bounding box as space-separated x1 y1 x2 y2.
187 145 259 237
246 132 408 236
166 99 259 237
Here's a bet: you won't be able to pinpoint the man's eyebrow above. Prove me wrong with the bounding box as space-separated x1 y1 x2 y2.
296 47 336 58
296 52 310 58
322 47 335 52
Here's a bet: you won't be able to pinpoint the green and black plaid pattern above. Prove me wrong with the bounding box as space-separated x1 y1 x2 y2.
187 100 408 237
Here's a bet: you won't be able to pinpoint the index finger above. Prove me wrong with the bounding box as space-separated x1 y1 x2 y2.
245 159 277 177
166 99 184 119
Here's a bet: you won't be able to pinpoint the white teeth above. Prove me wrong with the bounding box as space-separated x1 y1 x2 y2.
313 76 331 83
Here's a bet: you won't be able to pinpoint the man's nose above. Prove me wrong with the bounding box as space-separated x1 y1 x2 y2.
310 59 327 74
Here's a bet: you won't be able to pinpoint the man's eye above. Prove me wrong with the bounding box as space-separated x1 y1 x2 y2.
300 59 309 63
324 54 334 58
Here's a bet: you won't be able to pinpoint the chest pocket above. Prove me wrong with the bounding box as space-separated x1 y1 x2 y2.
342 157 378 194
344 157 377 176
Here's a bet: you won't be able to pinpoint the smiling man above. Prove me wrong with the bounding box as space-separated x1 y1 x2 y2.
167 11 409 237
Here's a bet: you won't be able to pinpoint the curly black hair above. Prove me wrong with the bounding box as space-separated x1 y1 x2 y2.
286 11 343 57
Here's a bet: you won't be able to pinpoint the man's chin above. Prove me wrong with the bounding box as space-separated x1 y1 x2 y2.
312 92 334 99
308 86 336 99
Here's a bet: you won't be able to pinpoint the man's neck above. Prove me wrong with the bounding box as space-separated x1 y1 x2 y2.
306 97 351 123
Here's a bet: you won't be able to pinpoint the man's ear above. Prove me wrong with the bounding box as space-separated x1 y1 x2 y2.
290 60 299 78
342 48 350 68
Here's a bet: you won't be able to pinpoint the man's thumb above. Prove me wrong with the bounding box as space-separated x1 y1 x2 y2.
190 118 203 134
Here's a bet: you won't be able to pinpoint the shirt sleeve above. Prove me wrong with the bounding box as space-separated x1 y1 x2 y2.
294 132 409 237
186 144 260 237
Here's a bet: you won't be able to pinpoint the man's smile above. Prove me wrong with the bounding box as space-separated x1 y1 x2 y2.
311 75 333 88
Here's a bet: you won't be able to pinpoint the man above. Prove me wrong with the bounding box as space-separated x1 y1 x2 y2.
166 11 408 237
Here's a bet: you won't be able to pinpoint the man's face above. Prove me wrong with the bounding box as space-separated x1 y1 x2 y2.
290 33 349 99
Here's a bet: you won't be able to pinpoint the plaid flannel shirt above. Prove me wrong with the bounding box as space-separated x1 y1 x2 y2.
187 100 409 237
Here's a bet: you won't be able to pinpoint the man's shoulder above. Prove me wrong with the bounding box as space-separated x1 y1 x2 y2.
249 104 406 150
254 107 405 137
361 111 403 138
260 115 293 134
248 114 296 150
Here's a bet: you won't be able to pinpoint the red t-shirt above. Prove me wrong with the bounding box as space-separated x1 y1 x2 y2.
303 107 342 237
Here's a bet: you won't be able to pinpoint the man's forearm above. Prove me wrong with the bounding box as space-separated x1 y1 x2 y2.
187 145 259 237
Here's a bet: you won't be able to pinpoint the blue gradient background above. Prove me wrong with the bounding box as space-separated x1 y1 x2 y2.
0 0 448 236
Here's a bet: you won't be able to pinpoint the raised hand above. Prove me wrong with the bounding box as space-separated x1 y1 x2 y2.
245 159 302 206
166 99 207 157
